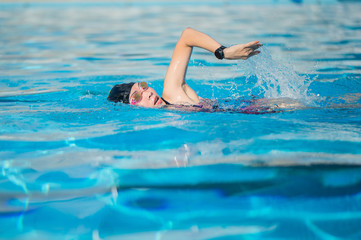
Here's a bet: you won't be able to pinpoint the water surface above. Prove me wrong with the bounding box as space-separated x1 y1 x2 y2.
1 0 361 239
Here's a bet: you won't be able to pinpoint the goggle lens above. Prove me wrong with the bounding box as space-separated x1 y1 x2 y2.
139 82 148 91
130 92 142 105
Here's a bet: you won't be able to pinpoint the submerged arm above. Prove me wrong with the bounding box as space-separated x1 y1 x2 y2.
162 27 262 104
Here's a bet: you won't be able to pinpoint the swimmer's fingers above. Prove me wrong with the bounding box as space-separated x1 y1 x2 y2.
245 41 263 50
241 50 260 60
248 50 261 58
224 42 262 60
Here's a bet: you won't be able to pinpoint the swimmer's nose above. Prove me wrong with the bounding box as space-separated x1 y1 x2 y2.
145 90 153 100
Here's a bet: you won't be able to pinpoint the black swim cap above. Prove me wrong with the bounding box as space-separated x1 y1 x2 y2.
107 82 135 104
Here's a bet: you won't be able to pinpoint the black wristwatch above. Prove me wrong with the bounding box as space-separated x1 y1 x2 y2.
214 45 227 60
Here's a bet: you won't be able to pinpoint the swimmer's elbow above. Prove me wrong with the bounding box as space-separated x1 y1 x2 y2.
181 27 196 46
184 27 194 32
181 27 193 38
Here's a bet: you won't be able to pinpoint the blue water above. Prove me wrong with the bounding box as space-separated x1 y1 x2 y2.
1 0 361 239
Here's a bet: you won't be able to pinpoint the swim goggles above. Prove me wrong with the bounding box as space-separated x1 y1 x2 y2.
130 82 149 105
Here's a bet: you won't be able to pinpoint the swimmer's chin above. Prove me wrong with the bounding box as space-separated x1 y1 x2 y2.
138 99 166 108
155 97 166 107
151 103 166 108
154 102 166 108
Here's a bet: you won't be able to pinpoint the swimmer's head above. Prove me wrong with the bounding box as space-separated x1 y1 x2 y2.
107 82 135 104
108 82 165 107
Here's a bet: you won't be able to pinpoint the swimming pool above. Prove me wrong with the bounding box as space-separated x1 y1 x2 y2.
1 0 361 239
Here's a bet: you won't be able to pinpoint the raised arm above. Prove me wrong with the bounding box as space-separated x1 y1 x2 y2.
162 28 262 105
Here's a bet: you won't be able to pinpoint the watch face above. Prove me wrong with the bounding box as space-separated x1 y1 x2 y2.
215 48 224 59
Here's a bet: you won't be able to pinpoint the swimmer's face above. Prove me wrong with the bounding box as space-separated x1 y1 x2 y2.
129 82 165 108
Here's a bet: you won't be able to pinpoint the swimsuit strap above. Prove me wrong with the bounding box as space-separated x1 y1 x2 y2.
161 97 172 105
161 97 208 109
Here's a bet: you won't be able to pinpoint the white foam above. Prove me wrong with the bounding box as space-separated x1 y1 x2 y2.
238 47 318 105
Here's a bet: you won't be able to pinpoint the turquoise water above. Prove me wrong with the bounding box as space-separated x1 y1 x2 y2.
1 0 361 239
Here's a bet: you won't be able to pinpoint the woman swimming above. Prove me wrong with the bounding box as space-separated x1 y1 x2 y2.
107 27 262 108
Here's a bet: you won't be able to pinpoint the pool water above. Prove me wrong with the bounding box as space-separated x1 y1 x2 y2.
1 0 361 239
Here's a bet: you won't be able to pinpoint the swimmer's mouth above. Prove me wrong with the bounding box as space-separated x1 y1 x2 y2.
154 96 159 105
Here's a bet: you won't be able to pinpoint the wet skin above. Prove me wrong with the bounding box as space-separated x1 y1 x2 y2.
129 82 166 108
127 28 262 108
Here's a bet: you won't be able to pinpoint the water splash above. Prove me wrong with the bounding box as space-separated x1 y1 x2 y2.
238 47 317 105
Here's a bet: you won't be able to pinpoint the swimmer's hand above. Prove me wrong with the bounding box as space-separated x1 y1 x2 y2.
224 41 262 60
